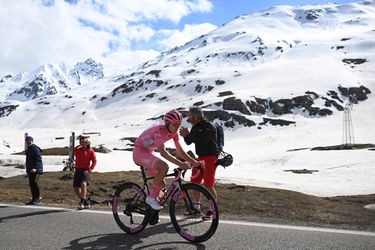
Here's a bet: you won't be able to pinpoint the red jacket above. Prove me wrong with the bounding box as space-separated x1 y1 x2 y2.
73 145 97 172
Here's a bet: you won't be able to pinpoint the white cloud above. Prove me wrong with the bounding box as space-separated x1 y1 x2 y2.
0 0 214 75
187 0 213 13
0 1 113 74
96 0 213 23
102 48 161 75
159 23 217 49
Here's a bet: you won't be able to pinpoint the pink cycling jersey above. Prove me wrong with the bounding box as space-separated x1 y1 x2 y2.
133 125 182 175
134 125 182 152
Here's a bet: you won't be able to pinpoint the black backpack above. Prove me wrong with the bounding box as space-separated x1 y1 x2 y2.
215 124 233 168
215 124 224 151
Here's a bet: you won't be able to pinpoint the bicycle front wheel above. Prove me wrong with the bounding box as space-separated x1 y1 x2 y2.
112 182 148 234
169 183 219 242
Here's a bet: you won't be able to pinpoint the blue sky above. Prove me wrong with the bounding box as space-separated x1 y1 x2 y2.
148 0 359 30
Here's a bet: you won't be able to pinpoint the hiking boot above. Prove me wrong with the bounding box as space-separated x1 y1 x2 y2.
146 196 163 210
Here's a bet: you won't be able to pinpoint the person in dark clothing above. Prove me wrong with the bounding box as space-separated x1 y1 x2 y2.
179 106 218 220
25 136 43 205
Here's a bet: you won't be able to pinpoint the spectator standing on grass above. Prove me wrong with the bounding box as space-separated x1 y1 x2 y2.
25 136 43 205
73 135 97 209
179 106 219 220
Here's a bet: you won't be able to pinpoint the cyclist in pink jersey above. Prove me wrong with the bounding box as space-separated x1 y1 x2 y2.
133 110 202 210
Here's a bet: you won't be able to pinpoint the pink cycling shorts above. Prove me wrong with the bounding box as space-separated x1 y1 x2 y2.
133 147 161 176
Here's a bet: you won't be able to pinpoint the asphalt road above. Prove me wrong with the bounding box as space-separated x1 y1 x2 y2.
1 204 375 250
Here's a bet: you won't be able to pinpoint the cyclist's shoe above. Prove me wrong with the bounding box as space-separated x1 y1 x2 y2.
202 210 213 221
83 198 91 209
146 196 163 210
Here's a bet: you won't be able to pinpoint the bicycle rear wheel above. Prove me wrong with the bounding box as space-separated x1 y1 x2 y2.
169 183 219 242
112 182 148 234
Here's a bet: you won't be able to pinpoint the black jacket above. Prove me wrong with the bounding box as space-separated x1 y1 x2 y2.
184 119 218 156
25 144 43 174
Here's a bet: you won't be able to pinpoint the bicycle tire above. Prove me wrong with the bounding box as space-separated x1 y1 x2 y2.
112 182 148 234
169 183 219 242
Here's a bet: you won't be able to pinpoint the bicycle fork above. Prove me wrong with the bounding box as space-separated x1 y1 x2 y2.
180 186 200 215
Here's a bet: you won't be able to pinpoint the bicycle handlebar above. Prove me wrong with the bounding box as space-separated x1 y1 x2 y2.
173 164 204 181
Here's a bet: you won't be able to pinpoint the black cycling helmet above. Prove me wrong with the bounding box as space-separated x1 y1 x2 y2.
217 152 233 168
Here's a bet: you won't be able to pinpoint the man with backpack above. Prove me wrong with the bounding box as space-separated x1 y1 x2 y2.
179 106 219 220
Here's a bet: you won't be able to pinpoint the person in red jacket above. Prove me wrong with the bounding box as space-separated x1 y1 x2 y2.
73 135 97 209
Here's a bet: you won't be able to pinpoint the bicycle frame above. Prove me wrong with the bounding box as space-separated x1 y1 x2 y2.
113 164 218 242
139 166 187 207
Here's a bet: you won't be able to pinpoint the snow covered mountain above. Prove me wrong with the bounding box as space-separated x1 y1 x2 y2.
0 1 374 196
1 58 103 101
0 0 373 130
96 0 374 129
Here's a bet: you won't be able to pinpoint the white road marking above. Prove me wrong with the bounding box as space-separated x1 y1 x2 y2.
1 203 375 237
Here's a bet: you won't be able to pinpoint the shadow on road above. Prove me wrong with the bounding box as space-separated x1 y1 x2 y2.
0 209 67 223
63 221 206 250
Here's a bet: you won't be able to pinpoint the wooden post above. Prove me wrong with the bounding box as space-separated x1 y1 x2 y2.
24 132 28 153
69 132 75 163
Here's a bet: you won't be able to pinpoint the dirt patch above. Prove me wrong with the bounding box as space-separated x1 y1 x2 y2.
13 145 112 156
0 171 374 231
284 169 319 174
288 144 375 152
13 147 70 156
311 143 375 151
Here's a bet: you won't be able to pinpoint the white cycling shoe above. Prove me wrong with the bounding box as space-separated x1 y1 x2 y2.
146 196 163 210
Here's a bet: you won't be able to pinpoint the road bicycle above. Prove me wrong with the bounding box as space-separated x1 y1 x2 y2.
112 165 219 242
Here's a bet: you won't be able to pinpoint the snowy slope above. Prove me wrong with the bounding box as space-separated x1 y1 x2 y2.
0 1 374 196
